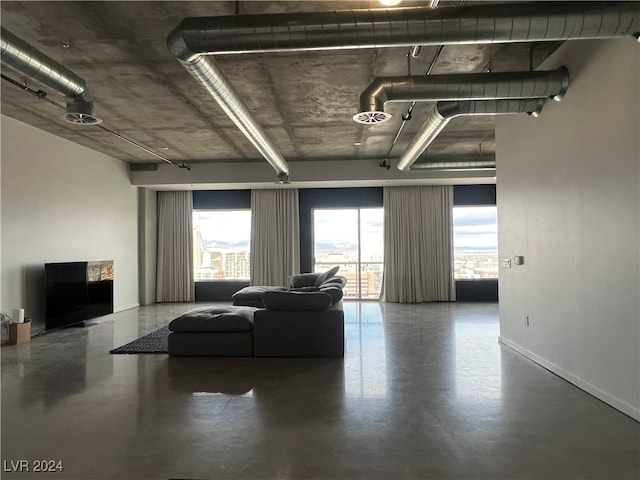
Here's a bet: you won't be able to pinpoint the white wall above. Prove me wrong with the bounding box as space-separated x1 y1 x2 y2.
496 39 640 420
1 115 139 335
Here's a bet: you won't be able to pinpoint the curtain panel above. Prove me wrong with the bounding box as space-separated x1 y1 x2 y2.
250 189 300 286
156 191 195 302
382 185 455 303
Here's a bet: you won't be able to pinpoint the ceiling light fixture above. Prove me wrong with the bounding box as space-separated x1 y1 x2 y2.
379 0 402 6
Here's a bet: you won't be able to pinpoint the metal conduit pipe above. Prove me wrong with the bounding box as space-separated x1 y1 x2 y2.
0 27 100 125
356 67 569 124
396 99 545 171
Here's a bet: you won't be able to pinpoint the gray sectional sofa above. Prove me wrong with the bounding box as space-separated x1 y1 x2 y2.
167 267 346 358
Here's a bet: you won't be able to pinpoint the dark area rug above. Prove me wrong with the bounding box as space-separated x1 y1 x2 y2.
110 326 169 354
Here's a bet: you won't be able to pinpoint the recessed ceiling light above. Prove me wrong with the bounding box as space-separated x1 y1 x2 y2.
379 0 402 5
354 142 361 146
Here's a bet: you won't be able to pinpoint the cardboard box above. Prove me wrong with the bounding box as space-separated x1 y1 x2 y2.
8 321 31 345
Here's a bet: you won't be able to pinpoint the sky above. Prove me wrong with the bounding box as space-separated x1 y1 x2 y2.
452 206 498 250
193 210 251 243
313 208 384 258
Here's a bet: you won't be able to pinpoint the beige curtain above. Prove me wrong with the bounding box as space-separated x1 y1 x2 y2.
156 191 195 302
250 189 300 286
382 185 455 303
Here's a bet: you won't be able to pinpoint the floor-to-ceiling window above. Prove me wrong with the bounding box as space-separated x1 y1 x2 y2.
312 208 384 299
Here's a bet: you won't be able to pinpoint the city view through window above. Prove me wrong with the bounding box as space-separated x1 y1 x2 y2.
313 208 384 299
192 206 496 285
193 210 251 280
453 206 498 279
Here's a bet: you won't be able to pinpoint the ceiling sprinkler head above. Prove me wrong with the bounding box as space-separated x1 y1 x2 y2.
353 111 392 125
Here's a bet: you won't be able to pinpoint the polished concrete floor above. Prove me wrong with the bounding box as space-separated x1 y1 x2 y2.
1 301 638 480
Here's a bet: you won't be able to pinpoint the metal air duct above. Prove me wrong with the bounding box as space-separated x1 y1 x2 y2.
397 99 545 171
355 68 569 124
180 54 290 181
410 160 496 170
0 27 100 125
168 2 640 176
168 2 640 57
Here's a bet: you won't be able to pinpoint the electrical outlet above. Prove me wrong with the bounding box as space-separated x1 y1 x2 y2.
524 315 530 326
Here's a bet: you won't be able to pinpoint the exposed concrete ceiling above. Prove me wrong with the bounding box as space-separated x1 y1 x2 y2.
1 1 562 185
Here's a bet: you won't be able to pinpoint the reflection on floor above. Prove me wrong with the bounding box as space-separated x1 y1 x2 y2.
2 301 638 480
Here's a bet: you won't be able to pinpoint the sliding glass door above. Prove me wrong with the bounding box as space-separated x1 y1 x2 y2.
312 208 383 299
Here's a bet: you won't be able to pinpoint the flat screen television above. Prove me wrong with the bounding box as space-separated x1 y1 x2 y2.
45 261 114 330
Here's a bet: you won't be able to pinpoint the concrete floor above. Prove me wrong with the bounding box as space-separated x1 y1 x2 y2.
1 301 638 480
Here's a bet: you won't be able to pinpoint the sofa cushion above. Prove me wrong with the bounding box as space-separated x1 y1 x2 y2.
289 272 321 288
313 266 340 286
262 291 333 311
169 306 257 333
289 286 320 292
323 276 347 289
319 285 344 304
232 286 287 307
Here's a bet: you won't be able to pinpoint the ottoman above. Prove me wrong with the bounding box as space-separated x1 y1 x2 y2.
168 306 258 356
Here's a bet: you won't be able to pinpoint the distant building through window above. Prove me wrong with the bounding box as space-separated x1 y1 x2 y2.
193 210 251 281
453 206 498 279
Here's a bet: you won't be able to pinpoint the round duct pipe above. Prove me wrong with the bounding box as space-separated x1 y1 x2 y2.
1 27 101 125
168 2 640 58
168 2 638 175
355 68 569 124
397 98 545 171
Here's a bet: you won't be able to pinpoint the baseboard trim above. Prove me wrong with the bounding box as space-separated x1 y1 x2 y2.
114 303 140 313
498 336 640 422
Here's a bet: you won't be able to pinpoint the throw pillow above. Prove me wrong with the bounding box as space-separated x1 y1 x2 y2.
313 266 340 286
323 276 347 289
289 272 321 288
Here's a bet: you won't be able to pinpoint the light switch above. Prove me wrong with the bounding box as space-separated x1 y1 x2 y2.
502 258 511 268
513 256 525 265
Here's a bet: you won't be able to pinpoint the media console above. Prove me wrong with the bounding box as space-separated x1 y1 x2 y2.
45 261 114 330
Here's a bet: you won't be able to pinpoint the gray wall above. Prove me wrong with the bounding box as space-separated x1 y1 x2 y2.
496 39 639 420
1 115 139 334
